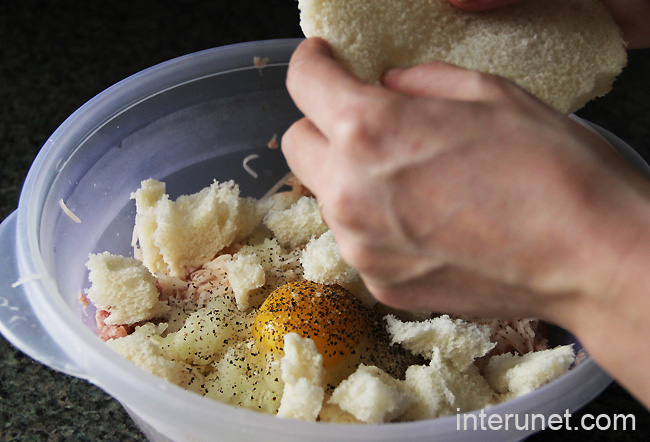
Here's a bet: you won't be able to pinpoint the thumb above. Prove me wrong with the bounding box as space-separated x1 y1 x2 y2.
447 0 522 12
382 62 510 102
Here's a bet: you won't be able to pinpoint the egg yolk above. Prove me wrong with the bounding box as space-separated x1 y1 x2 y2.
253 280 371 367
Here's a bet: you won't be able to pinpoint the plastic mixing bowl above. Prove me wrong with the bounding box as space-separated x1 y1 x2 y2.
1 39 648 442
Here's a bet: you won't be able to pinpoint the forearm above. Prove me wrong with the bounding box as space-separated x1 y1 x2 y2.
553 162 650 409
571 274 650 410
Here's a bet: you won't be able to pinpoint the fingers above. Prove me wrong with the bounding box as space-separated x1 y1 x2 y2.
364 265 539 319
286 38 370 135
382 62 516 103
447 0 522 12
281 117 329 198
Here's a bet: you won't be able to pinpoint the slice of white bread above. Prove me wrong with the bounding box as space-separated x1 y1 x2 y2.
298 0 627 113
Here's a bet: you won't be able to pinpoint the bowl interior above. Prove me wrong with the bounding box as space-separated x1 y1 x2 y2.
39 50 300 329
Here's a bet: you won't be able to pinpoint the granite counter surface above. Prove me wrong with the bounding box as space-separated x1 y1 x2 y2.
1 1 649 440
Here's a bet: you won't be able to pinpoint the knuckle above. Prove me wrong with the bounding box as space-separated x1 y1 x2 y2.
465 70 513 100
326 185 366 230
333 105 375 148
364 283 397 306
281 118 308 146
280 122 299 149
285 58 310 94
337 240 376 275
332 94 397 154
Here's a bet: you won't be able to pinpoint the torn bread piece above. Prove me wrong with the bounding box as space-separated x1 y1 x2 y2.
225 252 266 310
485 344 575 398
318 401 361 423
263 196 328 249
233 237 304 308
85 252 170 325
301 230 358 285
385 314 495 370
328 364 413 424
277 333 325 421
131 178 263 278
402 348 495 420
298 0 626 113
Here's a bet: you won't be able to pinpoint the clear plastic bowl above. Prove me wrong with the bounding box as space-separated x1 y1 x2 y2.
1 39 648 442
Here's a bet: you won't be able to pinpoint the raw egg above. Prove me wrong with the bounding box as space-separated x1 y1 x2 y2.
253 280 373 367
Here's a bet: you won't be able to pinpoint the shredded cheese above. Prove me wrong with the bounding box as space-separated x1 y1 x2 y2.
261 173 293 202
59 198 81 223
242 154 260 179
11 274 44 288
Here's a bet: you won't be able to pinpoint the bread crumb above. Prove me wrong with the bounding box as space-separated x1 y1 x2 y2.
107 328 204 393
298 0 627 113
318 401 361 423
254 55 269 69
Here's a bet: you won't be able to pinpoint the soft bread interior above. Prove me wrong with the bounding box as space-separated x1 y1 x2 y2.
298 0 627 113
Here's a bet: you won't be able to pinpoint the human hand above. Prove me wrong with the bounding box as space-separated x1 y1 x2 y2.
447 0 521 12
282 38 650 330
448 0 650 49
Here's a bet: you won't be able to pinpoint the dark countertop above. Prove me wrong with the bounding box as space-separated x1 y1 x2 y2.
1 1 649 440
